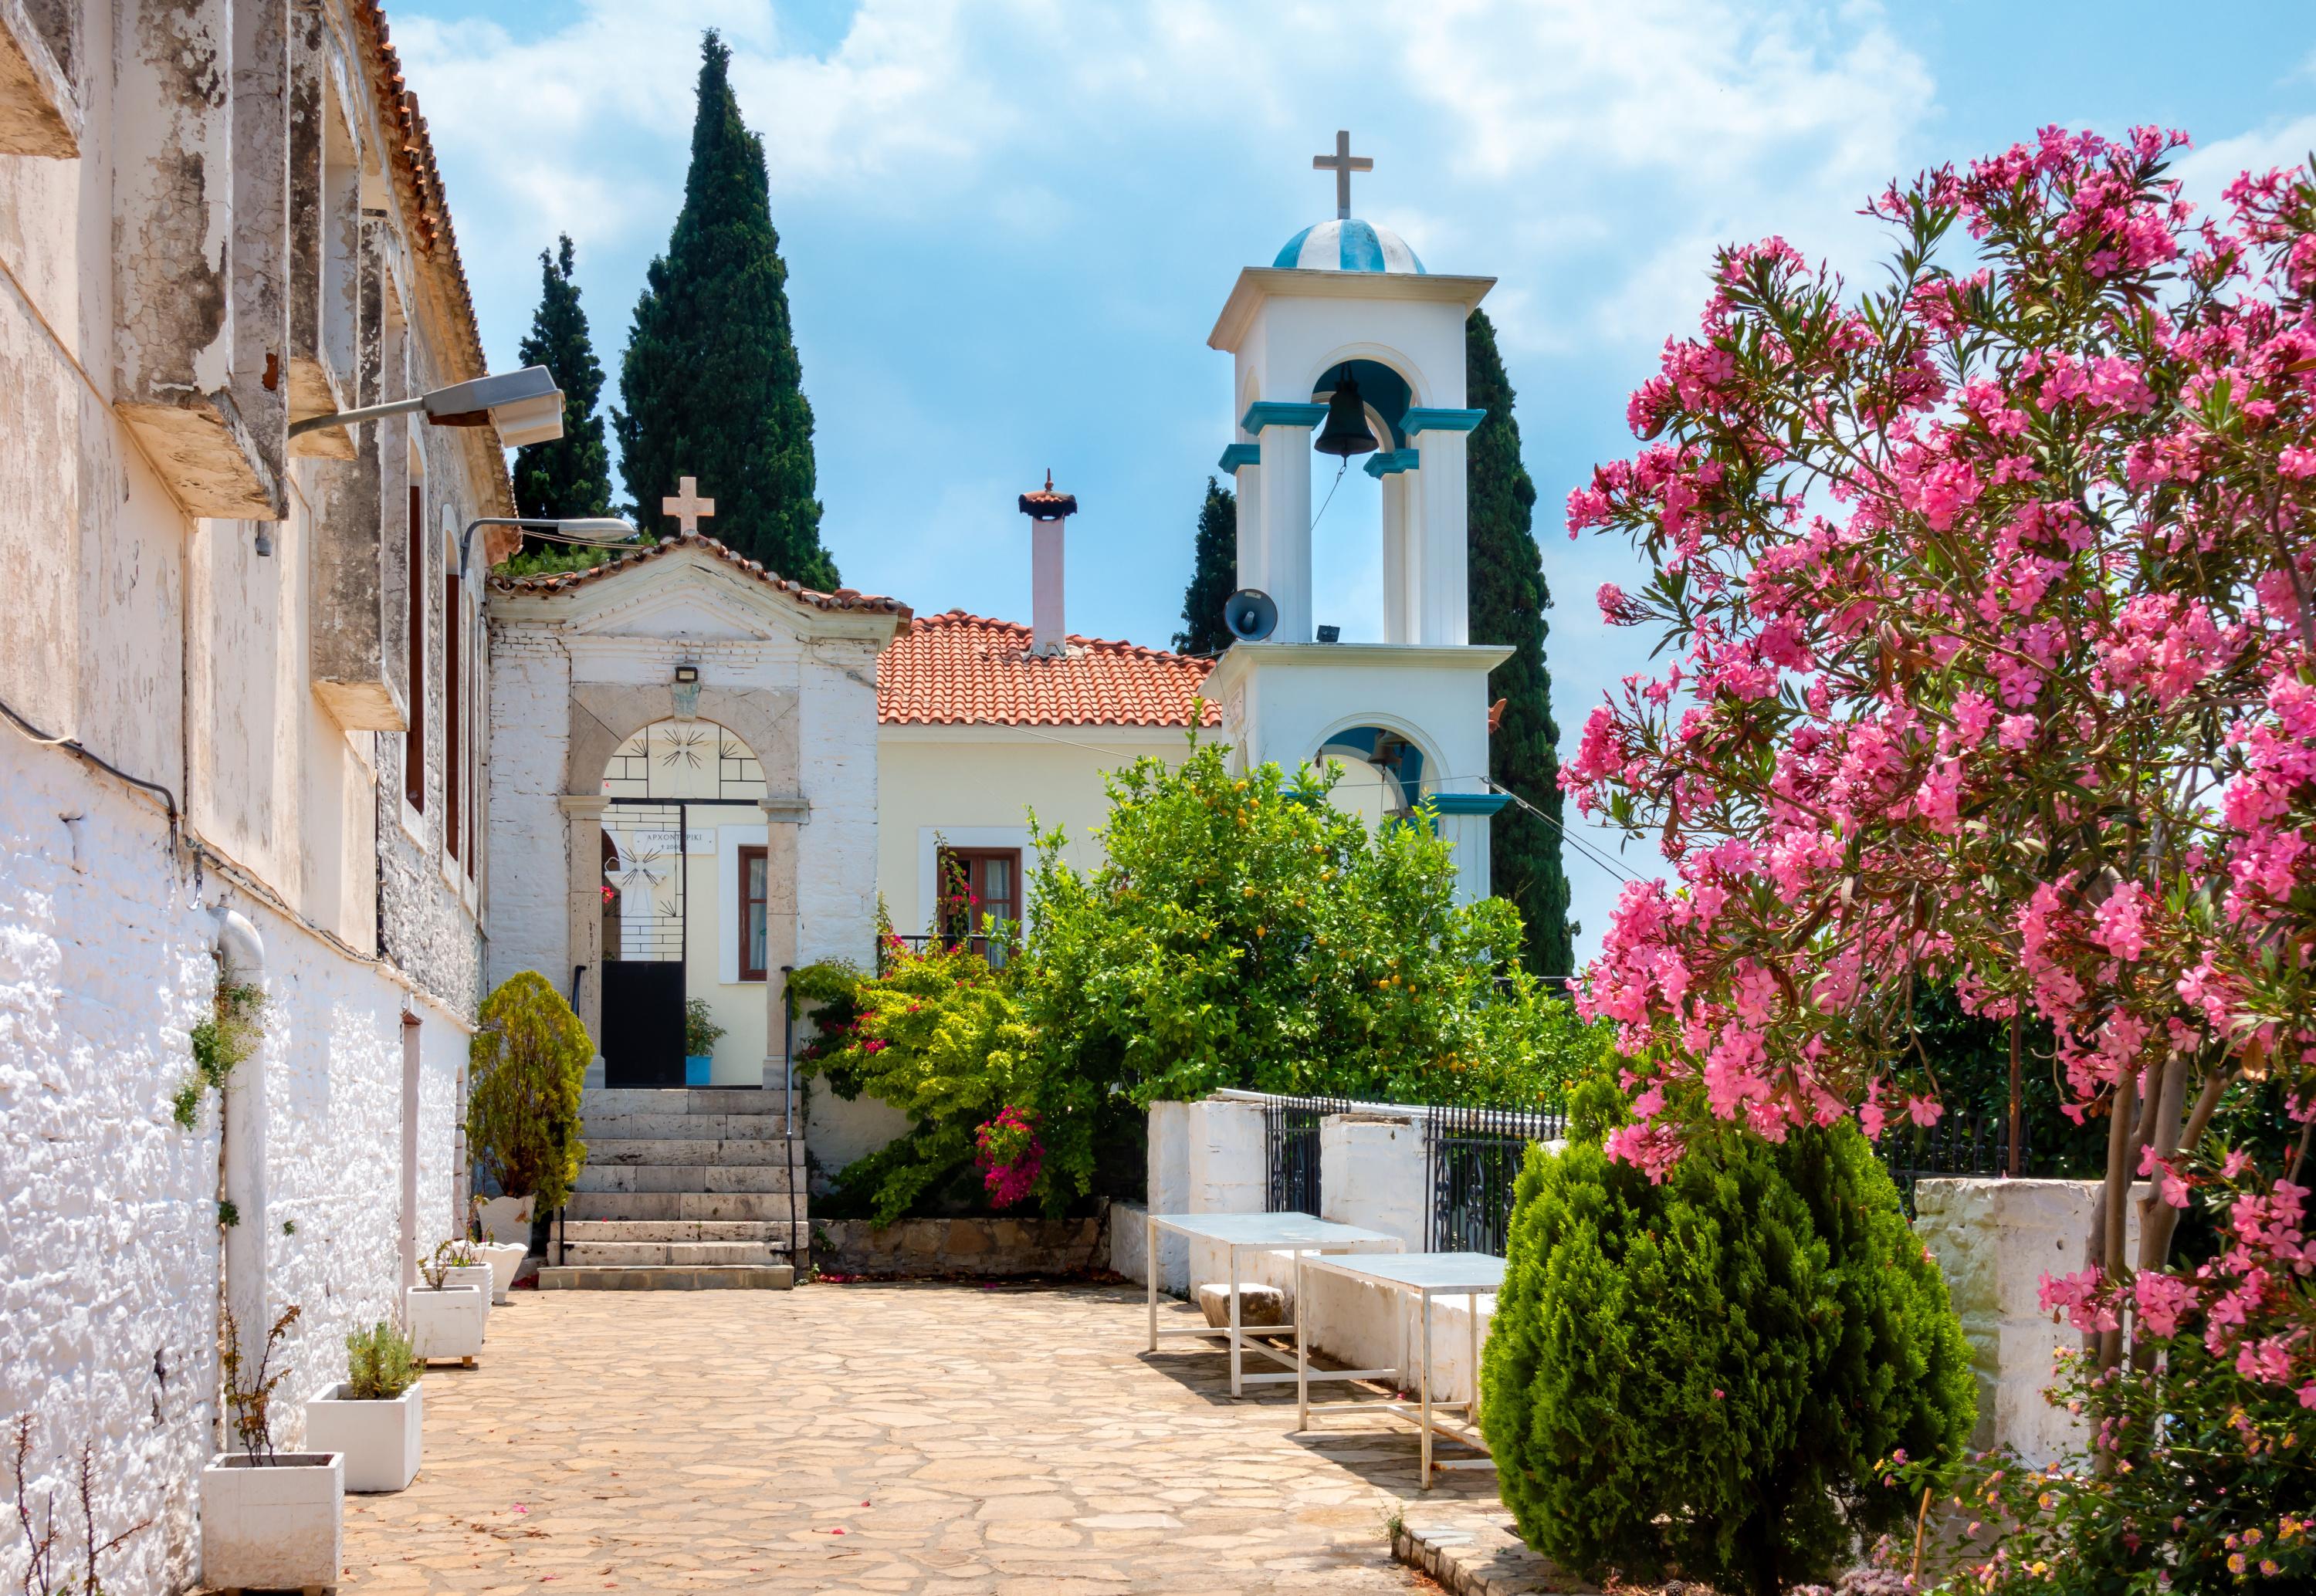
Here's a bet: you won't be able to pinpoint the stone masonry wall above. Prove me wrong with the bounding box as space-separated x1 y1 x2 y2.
1 737 464 1593
813 1213 1109 1279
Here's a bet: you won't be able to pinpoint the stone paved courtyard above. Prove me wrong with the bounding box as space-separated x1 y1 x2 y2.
338 1280 1504 1593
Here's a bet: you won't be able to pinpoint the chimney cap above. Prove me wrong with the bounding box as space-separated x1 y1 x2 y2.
1018 468 1078 519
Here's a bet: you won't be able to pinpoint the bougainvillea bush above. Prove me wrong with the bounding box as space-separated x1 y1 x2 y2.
1483 1080 1973 1596
1561 127 2316 1585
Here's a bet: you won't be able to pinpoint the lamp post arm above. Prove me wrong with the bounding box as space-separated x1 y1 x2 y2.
459 517 641 582
286 394 429 439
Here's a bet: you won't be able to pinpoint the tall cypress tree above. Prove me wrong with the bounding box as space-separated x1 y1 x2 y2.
1172 477 1237 655
513 235 612 527
1467 309 1574 977
615 31 835 588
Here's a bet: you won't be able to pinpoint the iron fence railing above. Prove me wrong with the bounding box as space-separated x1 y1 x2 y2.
1258 1096 1360 1214
1422 1104 1566 1256
878 932 1016 972
1877 1111 2029 1217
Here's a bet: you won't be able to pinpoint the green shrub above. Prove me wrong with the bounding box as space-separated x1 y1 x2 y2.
174 976 265 1129
344 1320 418 1402
466 972 590 1212
1481 1081 1975 1596
683 997 726 1057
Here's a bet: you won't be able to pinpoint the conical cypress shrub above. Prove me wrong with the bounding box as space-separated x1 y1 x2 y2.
1481 1082 1975 1596
615 31 835 588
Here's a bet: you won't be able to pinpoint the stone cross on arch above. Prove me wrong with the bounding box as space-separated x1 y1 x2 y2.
662 475 715 536
1312 130 1373 221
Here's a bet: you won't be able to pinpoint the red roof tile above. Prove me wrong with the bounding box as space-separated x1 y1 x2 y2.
487 531 911 619
879 610 1219 727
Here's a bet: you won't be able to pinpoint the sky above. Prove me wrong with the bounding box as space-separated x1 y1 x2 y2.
387 0 2316 967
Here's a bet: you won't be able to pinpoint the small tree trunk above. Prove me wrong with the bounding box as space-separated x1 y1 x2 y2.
2096 1061 2138 1371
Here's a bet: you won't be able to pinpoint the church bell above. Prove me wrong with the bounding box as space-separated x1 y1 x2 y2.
1313 367 1377 458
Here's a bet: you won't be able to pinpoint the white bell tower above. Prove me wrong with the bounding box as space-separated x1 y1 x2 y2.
1205 132 1512 901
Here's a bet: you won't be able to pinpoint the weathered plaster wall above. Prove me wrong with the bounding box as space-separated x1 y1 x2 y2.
483 624 572 993
796 637 882 965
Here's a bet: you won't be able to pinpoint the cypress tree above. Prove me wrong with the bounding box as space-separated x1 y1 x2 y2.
615 31 835 588
1172 477 1237 655
1467 309 1574 977
513 235 613 529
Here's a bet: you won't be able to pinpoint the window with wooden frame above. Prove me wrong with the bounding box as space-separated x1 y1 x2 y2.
936 847 1021 942
444 564 462 861
402 478 425 812
738 844 769 981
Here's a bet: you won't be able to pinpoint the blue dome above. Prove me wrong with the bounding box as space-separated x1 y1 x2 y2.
1273 218 1426 275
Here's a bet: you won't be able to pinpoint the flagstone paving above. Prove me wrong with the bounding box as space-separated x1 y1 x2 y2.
338 1280 1503 1594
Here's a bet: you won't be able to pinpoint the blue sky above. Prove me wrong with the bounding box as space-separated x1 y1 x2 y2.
390 0 2316 965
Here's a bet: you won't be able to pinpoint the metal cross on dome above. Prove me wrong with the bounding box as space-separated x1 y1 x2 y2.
662 475 715 536
1312 130 1373 221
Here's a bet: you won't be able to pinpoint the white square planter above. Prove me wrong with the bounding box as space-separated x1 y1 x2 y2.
200 1450 343 1592
405 1285 486 1365
303 1380 422 1493
442 1263 497 1327
476 1242 527 1304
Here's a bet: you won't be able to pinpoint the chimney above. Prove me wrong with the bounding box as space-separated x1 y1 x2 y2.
1017 470 1078 658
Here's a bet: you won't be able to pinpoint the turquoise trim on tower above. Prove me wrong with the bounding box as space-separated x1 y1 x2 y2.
1403 407 1488 435
1272 225 1318 269
1363 448 1420 478
1241 401 1329 432
1217 442 1261 472
1429 792 1512 816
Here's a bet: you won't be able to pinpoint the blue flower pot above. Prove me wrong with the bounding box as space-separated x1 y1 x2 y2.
684 1054 713 1086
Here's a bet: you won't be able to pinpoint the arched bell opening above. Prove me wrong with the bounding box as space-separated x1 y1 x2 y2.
1304 357 1423 644
1312 722 1432 831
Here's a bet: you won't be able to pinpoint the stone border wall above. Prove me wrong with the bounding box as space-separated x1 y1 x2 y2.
812 1211 1109 1277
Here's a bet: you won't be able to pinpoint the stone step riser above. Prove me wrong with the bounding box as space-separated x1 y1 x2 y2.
579 1113 797 1141
558 1220 792 1243
581 1088 793 1115
560 1240 797 1267
586 1138 802 1168
573 1164 798 1195
561 1192 802 1222
535 1264 794 1291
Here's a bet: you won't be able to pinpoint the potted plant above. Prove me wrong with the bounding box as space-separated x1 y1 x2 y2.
684 997 726 1087
467 972 591 1262
405 1243 486 1367
468 1196 527 1304
434 1237 496 1330
303 1320 422 1492
201 1307 343 1593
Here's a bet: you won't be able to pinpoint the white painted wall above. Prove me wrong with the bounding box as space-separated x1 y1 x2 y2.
1146 1101 1191 1295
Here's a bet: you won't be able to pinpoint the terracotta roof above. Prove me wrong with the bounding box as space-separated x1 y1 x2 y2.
488 531 913 618
879 610 1219 727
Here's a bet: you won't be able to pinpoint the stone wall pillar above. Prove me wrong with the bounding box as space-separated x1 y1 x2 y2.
759 795 806 1114
1313 1111 1434 1384
1915 1177 2138 1467
1186 1098 1267 1294
557 795 606 1049
1146 1101 1191 1294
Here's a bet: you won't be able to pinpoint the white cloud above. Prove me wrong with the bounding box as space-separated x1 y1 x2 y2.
2173 114 2316 221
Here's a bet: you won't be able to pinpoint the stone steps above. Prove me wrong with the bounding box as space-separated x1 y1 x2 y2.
572 1161 799 1195
561 1191 802 1222
585 1137 801 1168
560 1238 797 1267
557 1088 807 1287
560 1219 794 1243
535 1263 794 1291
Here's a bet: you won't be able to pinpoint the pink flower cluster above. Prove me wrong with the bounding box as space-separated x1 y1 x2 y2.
1558 125 2316 1216
973 1106 1042 1209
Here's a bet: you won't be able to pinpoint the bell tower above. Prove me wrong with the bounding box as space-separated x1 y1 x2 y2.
1204 132 1512 901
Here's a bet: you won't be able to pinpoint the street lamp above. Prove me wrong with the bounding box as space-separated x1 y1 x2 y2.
287 364 567 448
457 516 639 582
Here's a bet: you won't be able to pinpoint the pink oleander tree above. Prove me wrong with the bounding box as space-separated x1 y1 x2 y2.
1561 127 2316 1404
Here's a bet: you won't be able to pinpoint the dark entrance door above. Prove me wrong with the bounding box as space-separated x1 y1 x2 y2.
601 800 688 1089
601 962 684 1086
